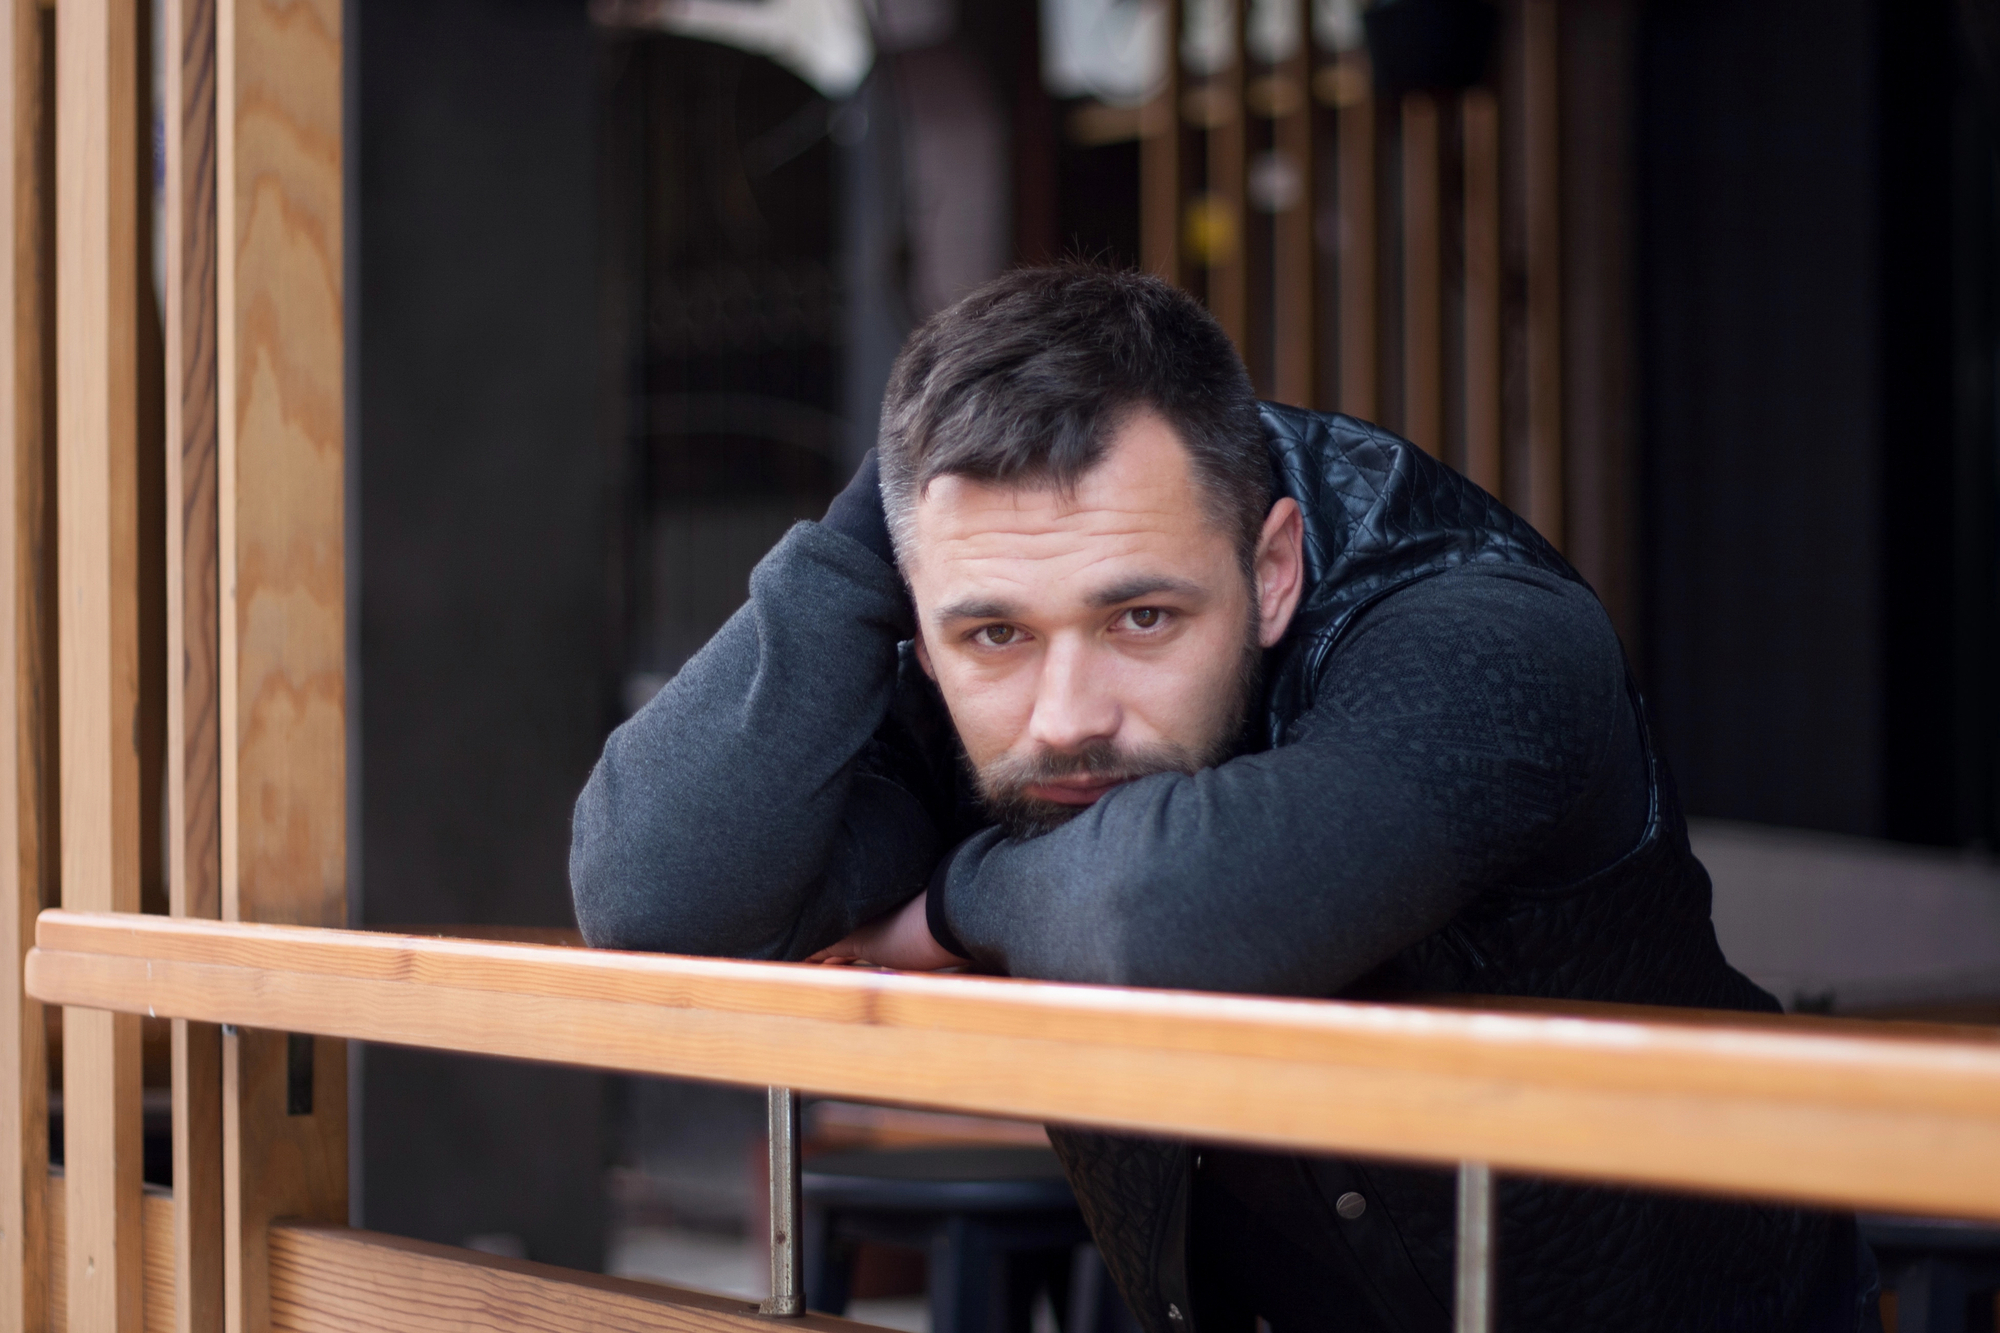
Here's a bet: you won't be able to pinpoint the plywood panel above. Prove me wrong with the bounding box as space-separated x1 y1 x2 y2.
164 0 223 1326
214 1 347 1329
0 2 50 1329
33 911 2000 1223
268 1224 888 1333
54 0 145 1326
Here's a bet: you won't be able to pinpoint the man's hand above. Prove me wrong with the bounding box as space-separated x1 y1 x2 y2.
808 890 967 971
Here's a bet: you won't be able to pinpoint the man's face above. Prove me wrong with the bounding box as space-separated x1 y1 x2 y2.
905 410 1304 836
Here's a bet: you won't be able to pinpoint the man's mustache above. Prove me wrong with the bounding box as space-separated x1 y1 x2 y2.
981 738 1203 789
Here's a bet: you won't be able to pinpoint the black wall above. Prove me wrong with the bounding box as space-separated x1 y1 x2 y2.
1640 0 1998 845
354 0 610 1268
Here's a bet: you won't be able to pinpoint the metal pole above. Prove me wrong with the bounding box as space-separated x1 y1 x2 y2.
761 1087 805 1315
1455 1161 1495 1333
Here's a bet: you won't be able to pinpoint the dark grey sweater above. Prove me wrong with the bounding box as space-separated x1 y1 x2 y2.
569 518 1646 994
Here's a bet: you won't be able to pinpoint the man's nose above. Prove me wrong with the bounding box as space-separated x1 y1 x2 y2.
1027 637 1120 753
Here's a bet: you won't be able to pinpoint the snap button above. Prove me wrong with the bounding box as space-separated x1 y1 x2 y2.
1335 1190 1367 1220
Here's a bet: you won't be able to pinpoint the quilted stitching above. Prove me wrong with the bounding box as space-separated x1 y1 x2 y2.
1060 407 1838 1333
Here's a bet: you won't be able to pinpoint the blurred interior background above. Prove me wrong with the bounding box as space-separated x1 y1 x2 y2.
332 0 2000 1318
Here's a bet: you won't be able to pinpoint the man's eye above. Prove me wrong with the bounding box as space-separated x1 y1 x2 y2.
977 624 1019 646
1124 607 1165 630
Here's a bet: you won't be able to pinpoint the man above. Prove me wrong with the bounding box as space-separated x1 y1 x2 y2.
571 267 1871 1332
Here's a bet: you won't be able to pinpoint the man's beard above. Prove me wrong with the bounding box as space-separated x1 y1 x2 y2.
969 615 1265 839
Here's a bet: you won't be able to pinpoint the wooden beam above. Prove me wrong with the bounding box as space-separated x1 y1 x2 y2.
1522 0 1562 546
0 1 51 1328
267 1224 889 1333
55 0 146 1326
46 1172 182 1333
33 911 2000 1223
1139 0 1181 282
215 1 347 1330
1203 9 1247 354
1461 86 1502 496
1399 91 1441 455
1331 51 1375 418
1268 5 1312 407
164 0 223 1327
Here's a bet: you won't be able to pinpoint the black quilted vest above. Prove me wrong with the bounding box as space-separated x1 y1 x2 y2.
1046 406 1843 1333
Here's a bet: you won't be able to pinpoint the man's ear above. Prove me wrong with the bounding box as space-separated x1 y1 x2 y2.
1253 497 1305 648
913 626 936 680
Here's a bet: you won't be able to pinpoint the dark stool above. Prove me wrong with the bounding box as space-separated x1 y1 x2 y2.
1862 1214 2000 1333
802 1145 1107 1333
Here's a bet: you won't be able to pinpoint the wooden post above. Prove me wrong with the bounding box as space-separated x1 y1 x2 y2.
1400 91 1441 455
1523 0 1562 546
215 1 346 1331
0 0 51 1328
1205 3 1247 353
55 0 146 1329
165 0 224 1327
1140 0 1181 282
1461 87 1502 496
1269 0 1313 407
1331 51 1375 419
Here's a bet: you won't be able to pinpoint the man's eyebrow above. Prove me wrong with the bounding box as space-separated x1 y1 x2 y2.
1087 575 1206 608
936 596 1022 623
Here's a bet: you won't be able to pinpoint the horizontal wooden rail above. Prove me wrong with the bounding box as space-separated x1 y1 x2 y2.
267 1223 874 1333
25 909 2000 1220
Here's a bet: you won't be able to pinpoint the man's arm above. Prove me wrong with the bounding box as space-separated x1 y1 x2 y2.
926 565 1648 995
569 460 944 961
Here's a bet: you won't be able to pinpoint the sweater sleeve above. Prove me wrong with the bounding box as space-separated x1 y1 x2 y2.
928 565 1647 995
569 521 945 960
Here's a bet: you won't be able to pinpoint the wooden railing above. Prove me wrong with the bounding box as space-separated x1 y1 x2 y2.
22 906 2000 1331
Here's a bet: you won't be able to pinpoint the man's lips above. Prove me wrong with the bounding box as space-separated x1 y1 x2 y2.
1023 778 1126 806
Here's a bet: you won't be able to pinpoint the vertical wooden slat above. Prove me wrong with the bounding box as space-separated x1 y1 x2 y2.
1332 51 1375 418
0 0 50 1327
164 0 224 1327
1523 0 1562 545
215 1 347 1330
55 0 145 1328
1140 0 1181 281
1206 2 1247 352
1462 86 1502 494
1269 0 1313 406
1400 91 1441 454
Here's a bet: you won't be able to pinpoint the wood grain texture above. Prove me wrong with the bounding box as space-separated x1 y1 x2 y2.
0 20 48 1333
1460 87 1502 496
214 3 346 1330
1269 26 1312 407
1521 0 1562 547
55 0 145 1326
1398 91 1441 455
32 911 2000 1222
164 0 224 1327
267 1224 889 1333
1332 51 1375 418
0 2 50 1329
47 1172 179 1333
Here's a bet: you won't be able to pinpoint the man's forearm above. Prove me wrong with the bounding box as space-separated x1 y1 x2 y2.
569 521 933 959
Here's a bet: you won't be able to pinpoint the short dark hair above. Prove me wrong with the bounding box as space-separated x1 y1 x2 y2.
877 266 1271 567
